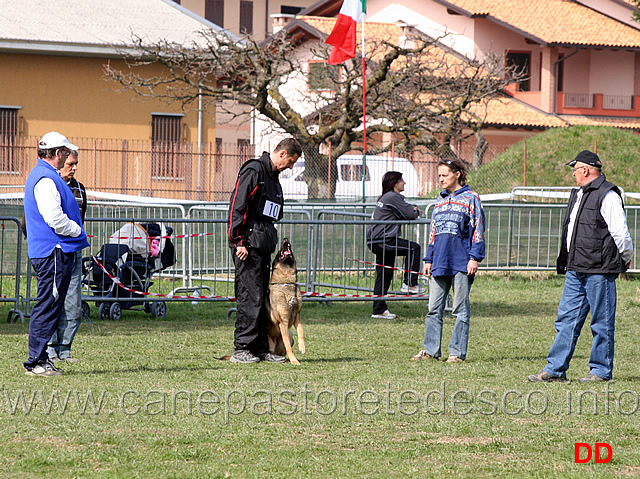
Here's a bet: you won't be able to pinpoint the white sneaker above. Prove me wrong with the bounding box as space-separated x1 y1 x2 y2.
401 283 426 294
25 359 63 376
371 310 397 320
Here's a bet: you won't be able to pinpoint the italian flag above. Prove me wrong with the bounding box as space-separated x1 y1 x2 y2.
326 0 366 65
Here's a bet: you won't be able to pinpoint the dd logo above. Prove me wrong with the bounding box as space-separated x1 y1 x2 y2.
574 443 612 464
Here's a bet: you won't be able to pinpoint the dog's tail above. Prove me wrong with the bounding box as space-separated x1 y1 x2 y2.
217 355 232 361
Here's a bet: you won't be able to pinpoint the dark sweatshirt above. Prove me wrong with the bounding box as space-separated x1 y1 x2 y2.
366 191 419 242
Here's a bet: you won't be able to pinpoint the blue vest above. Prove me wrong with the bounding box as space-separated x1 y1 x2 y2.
24 159 89 258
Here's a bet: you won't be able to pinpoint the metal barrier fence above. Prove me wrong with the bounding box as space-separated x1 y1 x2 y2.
5 194 640 321
0 216 23 322
310 211 431 301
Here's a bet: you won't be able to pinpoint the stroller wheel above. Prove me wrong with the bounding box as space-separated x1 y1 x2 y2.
109 302 122 321
98 303 110 321
81 301 91 321
150 301 167 318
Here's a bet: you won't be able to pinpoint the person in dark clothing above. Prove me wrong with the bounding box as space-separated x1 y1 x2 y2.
528 150 632 383
23 132 89 376
227 138 302 364
47 150 87 363
366 171 423 320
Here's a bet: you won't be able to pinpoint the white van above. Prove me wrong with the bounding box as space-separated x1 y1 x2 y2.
281 154 420 200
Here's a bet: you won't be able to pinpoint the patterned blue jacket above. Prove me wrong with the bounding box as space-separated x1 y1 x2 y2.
424 185 485 277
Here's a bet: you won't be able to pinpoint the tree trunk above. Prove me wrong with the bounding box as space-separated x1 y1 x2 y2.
473 131 488 169
302 151 338 200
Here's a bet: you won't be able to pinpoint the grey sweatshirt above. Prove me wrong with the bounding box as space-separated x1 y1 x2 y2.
366 191 419 242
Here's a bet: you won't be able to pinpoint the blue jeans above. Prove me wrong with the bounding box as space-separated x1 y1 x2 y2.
47 250 83 359
423 273 472 359
544 271 617 380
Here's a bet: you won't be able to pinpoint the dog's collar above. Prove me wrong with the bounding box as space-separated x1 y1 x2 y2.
271 282 297 286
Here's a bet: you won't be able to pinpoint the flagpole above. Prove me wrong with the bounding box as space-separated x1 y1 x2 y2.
361 17 367 203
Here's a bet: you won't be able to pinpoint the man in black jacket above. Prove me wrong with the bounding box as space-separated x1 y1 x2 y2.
227 138 302 363
47 150 87 363
528 151 632 383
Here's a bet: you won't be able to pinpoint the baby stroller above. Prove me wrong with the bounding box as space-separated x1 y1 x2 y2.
83 222 176 320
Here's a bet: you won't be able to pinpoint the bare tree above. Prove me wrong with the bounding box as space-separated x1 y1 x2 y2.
105 27 521 198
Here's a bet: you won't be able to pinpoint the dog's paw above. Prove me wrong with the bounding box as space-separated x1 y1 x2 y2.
299 346 306 354
291 358 301 365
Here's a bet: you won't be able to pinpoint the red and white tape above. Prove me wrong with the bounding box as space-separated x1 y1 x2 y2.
91 255 427 301
346 258 428 277
87 231 215 240
91 255 235 301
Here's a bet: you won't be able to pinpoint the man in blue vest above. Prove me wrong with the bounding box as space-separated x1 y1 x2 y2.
23 132 89 376
528 150 633 383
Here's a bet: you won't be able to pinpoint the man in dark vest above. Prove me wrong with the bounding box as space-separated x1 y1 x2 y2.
227 138 302 364
528 150 632 383
47 149 87 363
23 132 89 376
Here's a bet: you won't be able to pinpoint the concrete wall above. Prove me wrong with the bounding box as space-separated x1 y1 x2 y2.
0 53 216 143
179 0 315 40
368 2 476 57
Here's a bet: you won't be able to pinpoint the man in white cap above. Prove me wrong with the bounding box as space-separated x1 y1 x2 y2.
23 132 89 376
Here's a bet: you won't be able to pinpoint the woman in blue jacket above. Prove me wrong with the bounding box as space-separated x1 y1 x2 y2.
410 159 485 362
366 171 423 320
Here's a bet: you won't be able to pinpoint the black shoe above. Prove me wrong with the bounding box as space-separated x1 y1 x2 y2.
258 352 287 363
229 350 261 364
527 370 567 382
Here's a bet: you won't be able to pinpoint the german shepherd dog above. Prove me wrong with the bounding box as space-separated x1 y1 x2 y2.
267 238 305 365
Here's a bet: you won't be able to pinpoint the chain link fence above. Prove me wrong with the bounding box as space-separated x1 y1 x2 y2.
296 140 519 200
0 137 258 202
1 136 527 201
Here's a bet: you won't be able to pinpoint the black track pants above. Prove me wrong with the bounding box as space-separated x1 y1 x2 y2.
233 249 271 355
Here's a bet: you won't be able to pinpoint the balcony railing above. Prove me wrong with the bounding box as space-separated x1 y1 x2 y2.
603 94 633 110
557 92 638 116
563 93 594 108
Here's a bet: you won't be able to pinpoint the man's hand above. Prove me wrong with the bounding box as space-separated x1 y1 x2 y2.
236 246 249 261
467 259 478 275
422 263 432 277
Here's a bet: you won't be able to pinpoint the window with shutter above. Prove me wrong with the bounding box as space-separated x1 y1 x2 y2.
205 0 224 27
240 1 253 34
0 108 18 173
151 114 183 178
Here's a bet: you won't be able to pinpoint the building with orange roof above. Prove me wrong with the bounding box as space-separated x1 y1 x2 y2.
292 0 640 156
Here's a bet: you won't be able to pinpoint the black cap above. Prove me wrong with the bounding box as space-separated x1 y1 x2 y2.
566 150 602 168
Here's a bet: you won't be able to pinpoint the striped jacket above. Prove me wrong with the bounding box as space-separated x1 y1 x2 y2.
424 185 485 276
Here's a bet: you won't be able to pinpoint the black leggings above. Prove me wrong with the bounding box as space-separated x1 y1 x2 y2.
368 237 421 314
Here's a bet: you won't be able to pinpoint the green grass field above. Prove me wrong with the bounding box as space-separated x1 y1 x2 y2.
1 272 640 478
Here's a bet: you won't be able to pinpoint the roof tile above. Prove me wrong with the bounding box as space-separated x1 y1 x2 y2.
0 0 219 49
444 0 640 47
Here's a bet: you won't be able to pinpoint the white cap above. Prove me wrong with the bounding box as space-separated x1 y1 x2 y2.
38 131 78 151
